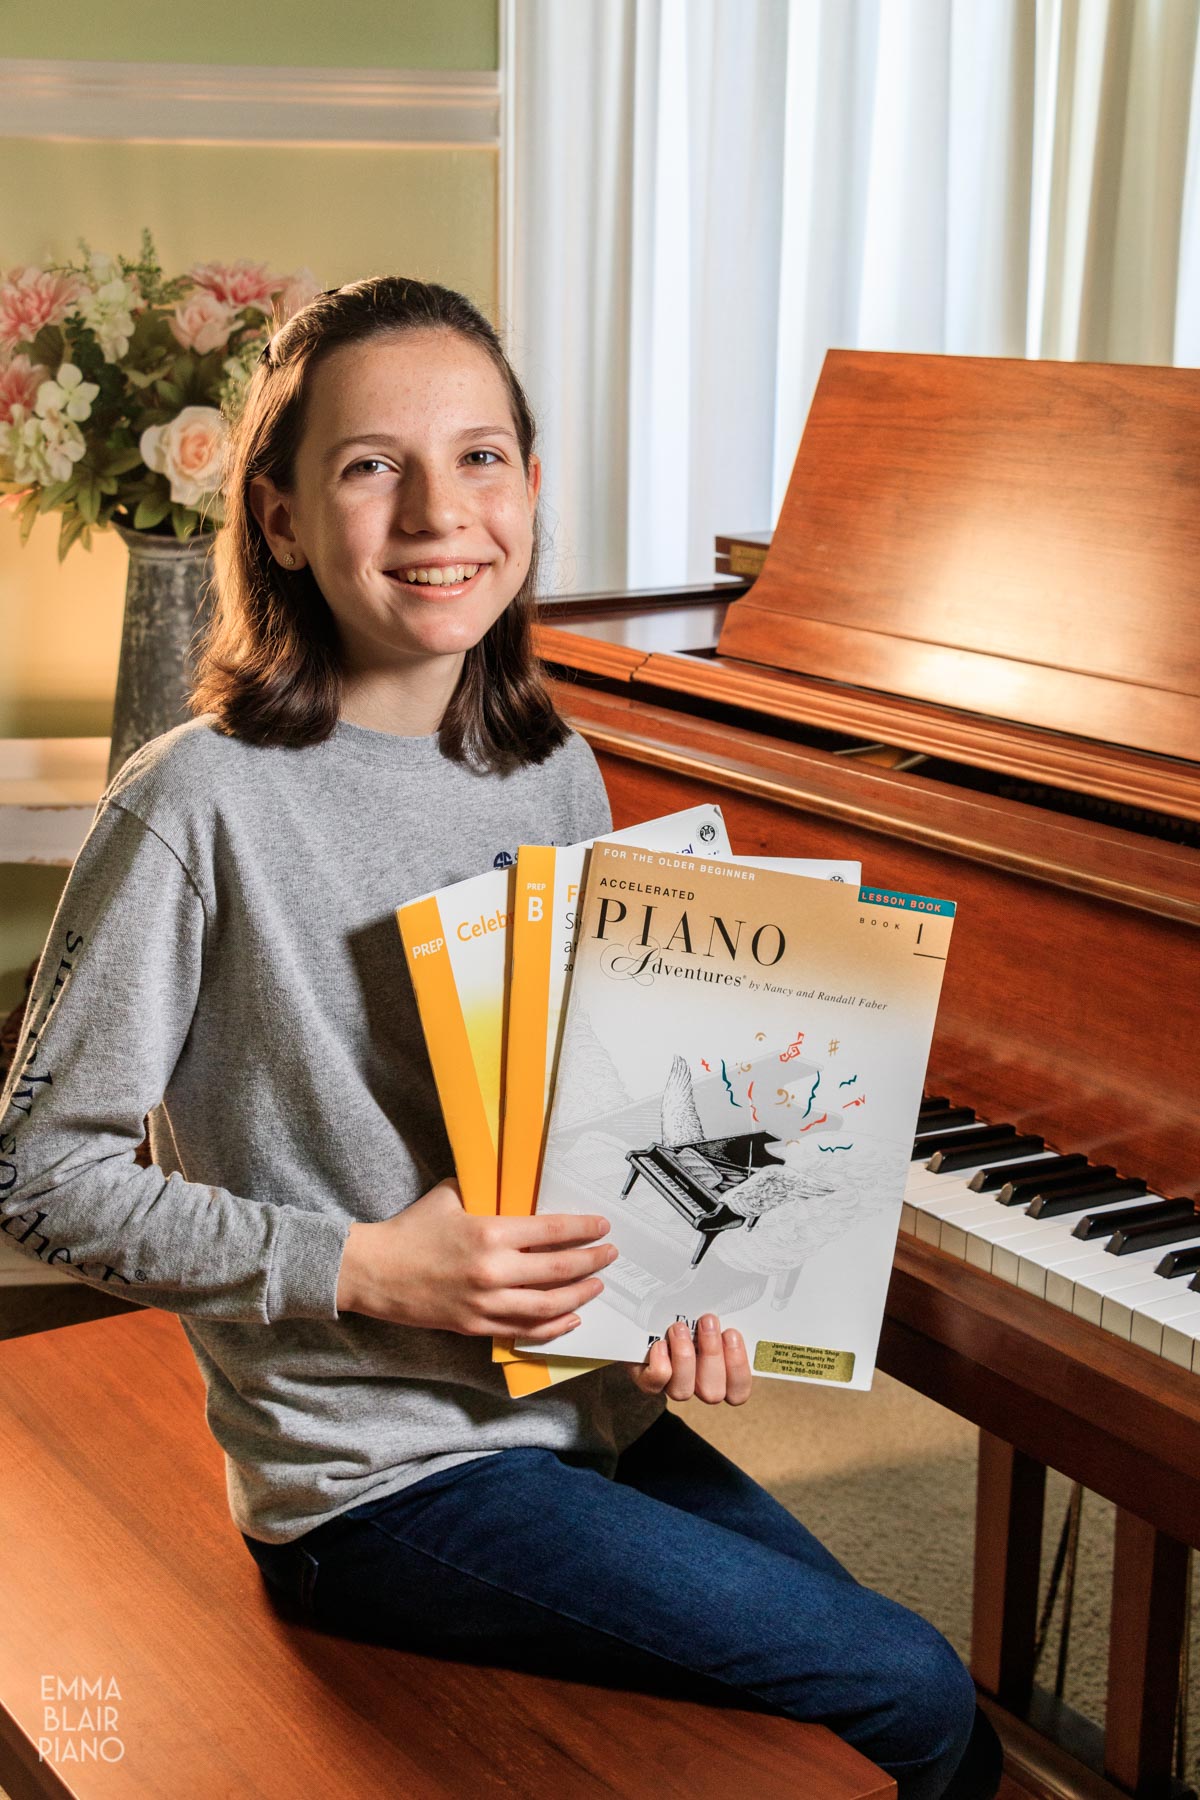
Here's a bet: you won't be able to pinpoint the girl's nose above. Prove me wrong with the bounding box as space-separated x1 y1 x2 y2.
394 463 471 536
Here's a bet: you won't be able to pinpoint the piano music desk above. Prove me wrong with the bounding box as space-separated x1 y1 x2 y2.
0 1307 894 1800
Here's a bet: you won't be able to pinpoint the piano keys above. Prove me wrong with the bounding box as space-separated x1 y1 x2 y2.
902 1099 1200 1368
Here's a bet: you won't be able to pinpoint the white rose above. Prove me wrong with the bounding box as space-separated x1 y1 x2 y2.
140 405 227 508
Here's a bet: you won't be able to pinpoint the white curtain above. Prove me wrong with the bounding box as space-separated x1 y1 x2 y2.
503 0 1200 596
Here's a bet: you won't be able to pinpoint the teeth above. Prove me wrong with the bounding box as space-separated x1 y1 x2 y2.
398 563 480 585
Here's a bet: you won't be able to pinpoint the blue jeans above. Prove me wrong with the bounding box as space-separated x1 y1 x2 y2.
242 1411 1000 1800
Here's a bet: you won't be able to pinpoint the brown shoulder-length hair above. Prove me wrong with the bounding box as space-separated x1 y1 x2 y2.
189 276 568 772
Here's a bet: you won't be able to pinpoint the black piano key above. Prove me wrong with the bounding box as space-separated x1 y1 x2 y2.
1189 1271 1200 1294
1106 1210 1200 1256
914 1106 977 1134
918 1096 951 1116
1027 1175 1146 1220
1155 1243 1200 1279
1072 1197 1194 1242
997 1161 1113 1207
974 1152 1088 1197
928 1134 1045 1175
911 1123 1016 1161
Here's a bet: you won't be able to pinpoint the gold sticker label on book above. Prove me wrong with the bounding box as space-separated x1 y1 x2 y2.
753 1341 856 1382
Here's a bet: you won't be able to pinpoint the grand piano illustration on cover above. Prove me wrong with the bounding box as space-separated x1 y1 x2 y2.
547 1025 891 1331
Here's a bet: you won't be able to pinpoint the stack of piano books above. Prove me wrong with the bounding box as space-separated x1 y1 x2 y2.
397 810 957 1395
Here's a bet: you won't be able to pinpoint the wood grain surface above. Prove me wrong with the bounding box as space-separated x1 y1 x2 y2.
0 1309 893 1800
717 350 1200 761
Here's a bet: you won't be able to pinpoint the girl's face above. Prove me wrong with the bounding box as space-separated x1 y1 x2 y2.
252 327 540 686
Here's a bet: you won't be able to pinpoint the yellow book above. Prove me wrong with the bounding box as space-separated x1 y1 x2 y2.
501 845 862 1396
497 807 732 1392
395 870 515 1216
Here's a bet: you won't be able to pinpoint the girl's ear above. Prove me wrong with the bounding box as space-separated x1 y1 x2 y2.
525 452 542 513
249 474 307 570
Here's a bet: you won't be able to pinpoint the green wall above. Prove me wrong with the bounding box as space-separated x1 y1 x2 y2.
2 1 498 69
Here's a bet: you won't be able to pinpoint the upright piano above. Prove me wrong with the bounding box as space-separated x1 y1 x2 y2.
535 351 1200 1800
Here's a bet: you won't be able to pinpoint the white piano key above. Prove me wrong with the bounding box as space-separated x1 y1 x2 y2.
1128 1290 1200 1361
990 1200 1179 1288
1100 1277 1200 1339
1162 1312 1200 1369
1012 1197 1169 1305
1069 1228 1194 1325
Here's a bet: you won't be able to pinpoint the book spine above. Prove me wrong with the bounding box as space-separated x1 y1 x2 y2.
499 845 557 1217
395 896 497 1217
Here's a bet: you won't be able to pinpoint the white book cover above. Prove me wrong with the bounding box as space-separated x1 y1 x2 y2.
518 845 955 1388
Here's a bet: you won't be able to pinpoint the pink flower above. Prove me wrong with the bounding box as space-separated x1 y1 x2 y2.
189 259 281 314
0 267 86 351
170 289 239 354
274 267 324 324
0 353 50 425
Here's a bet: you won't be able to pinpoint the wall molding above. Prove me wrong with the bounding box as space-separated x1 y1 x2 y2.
0 59 499 147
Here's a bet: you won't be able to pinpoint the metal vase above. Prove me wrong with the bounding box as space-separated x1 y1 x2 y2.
107 526 218 785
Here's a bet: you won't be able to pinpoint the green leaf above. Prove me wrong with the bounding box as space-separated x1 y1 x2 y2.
133 495 172 530
171 504 197 541
77 482 101 525
30 325 64 368
57 510 88 561
37 478 76 514
155 380 185 408
17 493 41 547
103 446 145 476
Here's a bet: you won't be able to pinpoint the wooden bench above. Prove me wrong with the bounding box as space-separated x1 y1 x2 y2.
0 1307 894 1800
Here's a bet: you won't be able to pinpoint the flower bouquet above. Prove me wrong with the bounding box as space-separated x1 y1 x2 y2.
0 231 319 559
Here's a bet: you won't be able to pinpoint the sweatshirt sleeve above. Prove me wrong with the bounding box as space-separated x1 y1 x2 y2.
0 799 351 1325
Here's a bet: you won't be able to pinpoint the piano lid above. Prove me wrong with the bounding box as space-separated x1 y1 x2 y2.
717 350 1200 764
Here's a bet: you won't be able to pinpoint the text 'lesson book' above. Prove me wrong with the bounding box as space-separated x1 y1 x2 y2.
518 845 955 1387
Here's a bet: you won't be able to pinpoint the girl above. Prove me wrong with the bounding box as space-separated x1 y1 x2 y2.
0 278 999 1800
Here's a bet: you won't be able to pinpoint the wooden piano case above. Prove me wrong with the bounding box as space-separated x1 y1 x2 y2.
535 351 1200 1799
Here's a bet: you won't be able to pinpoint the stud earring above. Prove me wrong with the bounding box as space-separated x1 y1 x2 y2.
284 552 296 568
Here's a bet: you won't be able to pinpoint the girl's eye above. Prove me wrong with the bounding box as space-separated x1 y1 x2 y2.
464 449 501 466
346 457 392 476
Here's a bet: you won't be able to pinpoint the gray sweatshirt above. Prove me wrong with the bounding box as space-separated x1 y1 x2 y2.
0 715 663 1542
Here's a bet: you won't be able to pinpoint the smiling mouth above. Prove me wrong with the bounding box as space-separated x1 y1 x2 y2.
384 563 489 598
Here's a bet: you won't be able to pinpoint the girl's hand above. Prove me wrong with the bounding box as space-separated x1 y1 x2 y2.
335 1178 616 1342
628 1314 752 1405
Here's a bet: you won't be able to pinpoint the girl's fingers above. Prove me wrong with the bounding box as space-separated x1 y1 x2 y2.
693 1313 727 1404
493 1311 582 1344
723 1326 753 1404
505 1242 618 1290
493 1276 607 1324
628 1336 672 1393
664 1320 696 1401
502 1212 611 1251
